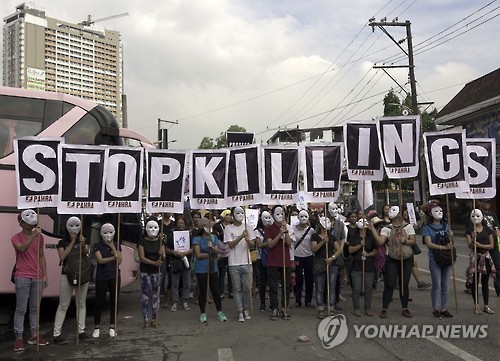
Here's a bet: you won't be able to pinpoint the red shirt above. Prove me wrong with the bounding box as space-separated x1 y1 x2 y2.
12 232 45 279
264 223 292 267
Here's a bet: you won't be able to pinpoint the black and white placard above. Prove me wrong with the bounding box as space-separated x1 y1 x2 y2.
226 145 263 206
190 150 228 209
261 146 299 205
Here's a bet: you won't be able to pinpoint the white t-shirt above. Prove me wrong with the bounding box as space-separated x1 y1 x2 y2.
293 224 314 258
286 224 296 261
224 223 255 266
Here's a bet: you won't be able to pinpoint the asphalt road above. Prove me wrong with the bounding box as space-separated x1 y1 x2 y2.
0 235 499 361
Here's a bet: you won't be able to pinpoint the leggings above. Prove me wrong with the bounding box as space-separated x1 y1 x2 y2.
471 258 491 305
196 272 222 313
140 272 159 322
382 256 413 309
94 277 120 326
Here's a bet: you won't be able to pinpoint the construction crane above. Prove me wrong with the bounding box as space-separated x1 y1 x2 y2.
79 12 129 26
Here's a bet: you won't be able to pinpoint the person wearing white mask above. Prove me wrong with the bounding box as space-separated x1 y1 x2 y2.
53 216 90 344
224 206 255 322
138 217 165 329
293 210 314 307
422 201 454 319
327 202 348 310
264 205 294 320
370 205 416 319
466 209 495 315
12 210 48 351
255 208 273 311
92 223 122 338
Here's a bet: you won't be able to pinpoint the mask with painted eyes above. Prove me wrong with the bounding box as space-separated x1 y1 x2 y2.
273 207 284 223
388 206 400 220
100 223 115 242
146 220 160 238
431 206 443 221
21 209 38 226
298 210 309 225
470 209 483 225
66 216 81 235
319 216 331 231
261 211 273 227
328 202 340 219
356 218 369 229
233 206 244 223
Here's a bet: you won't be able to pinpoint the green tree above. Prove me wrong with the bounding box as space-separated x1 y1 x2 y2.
198 124 247 149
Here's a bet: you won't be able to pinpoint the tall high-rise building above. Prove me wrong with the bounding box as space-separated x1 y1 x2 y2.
3 3 124 125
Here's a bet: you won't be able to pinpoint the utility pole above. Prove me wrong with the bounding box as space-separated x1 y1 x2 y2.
157 118 178 149
369 18 427 203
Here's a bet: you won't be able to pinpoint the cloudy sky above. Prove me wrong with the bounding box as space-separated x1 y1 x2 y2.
2 0 499 149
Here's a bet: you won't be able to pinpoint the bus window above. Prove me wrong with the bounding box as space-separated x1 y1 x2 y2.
64 113 100 145
0 118 42 156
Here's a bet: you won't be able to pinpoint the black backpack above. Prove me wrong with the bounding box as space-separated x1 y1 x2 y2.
427 224 456 268
62 244 95 286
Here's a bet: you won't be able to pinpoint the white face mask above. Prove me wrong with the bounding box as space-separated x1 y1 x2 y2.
146 220 160 237
298 210 309 225
261 211 273 226
100 223 115 242
431 206 443 221
66 216 81 235
470 209 483 225
328 202 339 219
233 207 244 223
273 207 284 223
319 216 331 231
21 209 38 226
356 218 369 229
388 206 400 220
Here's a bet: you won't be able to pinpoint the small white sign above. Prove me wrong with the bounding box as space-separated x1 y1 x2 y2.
406 203 417 226
173 231 190 252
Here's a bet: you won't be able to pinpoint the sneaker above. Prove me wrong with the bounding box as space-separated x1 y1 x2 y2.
237 312 245 322
78 332 89 340
189 292 194 299
317 311 325 319
280 308 290 320
353 309 362 317
259 304 266 312
432 310 442 319
380 309 388 318
150 320 157 328
365 309 374 317
440 310 454 318
28 335 49 346
171 303 178 312
464 288 472 294
401 309 413 318
243 310 251 320
200 313 207 323
54 335 68 344
13 338 25 352
217 311 227 322
109 328 116 338
143 321 149 329
270 309 279 321
92 329 100 338
183 302 191 311
417 282 431 289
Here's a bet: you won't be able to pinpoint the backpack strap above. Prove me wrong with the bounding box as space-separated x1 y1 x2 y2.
294 226 311 250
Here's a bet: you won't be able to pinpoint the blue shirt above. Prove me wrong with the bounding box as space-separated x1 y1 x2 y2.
422 223 448 261
192 234 219 273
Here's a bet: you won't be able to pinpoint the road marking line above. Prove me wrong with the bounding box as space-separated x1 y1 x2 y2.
426 336 482 361
218 348 234 361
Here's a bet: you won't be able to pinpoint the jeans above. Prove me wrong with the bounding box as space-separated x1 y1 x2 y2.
14 277 43 338
171 268 191 302
350 271 374 310
140 272 159 322
257 260 268 306
94 277 120 326
268 266 291 310
490 249 500 296
229 264 253 312
382 256 413 309
428 256 451 310
314 266 339 311
53 275 89 337
293 255 314 306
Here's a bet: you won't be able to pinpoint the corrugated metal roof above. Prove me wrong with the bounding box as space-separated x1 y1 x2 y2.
436 67 500 119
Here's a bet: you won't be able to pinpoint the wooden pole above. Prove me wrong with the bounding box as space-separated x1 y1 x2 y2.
114 214 121 339
324 204 330 317
36 208 40 352
206 214 212 327
361 182 366 297
398 179 404 296
445 194 458 315
472 200 479 314
157 214 164 323
76 215 83 345
243 207 254 319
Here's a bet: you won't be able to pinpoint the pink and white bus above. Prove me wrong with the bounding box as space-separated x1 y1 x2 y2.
0 86 155 297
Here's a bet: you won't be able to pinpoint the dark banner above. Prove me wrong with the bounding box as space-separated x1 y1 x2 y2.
227 132 254 147
261 146 298 205
226 145 262 206
190 150 227 209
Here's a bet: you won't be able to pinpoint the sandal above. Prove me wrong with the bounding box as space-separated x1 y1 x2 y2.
483 306 495 314
473 305 482 315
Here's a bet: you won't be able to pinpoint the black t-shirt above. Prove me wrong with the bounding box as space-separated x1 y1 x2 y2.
312 233 337 261
139 237 162 274
57 237 91 275
349 231 375 272
165 230 191 262
466 226 492 254
93 241 121 280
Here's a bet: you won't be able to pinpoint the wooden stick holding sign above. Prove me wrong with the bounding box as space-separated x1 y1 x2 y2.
398 179 404 295
324 204 331 317
114 214 121 340
243 206 254 319
156 214 164 323
76 215 83 346
445 194 458 315
36 208 40 352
